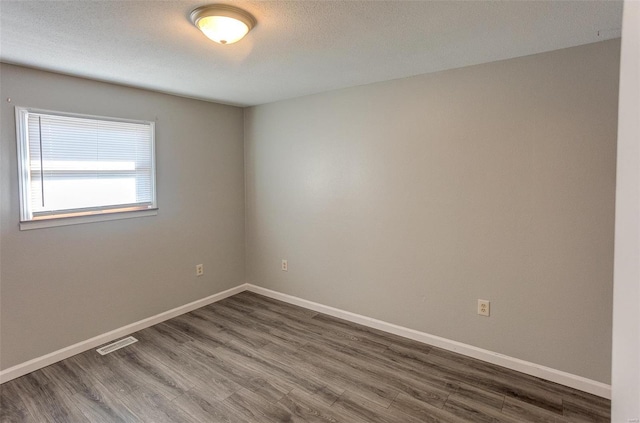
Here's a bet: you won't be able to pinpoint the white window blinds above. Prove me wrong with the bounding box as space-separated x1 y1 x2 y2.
16 107 156 224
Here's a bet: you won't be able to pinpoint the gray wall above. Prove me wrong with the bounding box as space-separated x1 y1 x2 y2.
0 64 245 370
245 40 620 383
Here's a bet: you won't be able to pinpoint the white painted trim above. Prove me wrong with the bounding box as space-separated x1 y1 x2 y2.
20 208 158 231
1 282 611 400
0 283 248 384
246 284 611 399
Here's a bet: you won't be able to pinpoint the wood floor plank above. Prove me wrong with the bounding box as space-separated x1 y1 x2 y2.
251 306 391 353
382 343 470 391
277 388 343 422
300 341 451 408
388 343 565 414
109 345 195 399
173 387 259 423
224 388 295 423
331 390 425 423
431 345 604 415
161 312 226 347
430 353 564 414
502 396 569 423
455 383 505 410
561 394 611 420
67 350 141 396
37 359 139 423
114 386 200 423
312 313 435 354
562 401 611 423
0 291 611 423
339 340 443 383
443 394 522 423
0 381 37 423
39 359 94 398
131 328 244 401
144 320 195 344
261 338 401 408
390 392 469 423
219 339 345 404
191 307 272 350
201 343 296 395
74 346 188 402
232 291 319 319
7 373 89 423
71 380 141 423
231 297 397 358
211 301 310 350
259 342 357 397
179 339 295 397
240 296 374 346
443 394 497 423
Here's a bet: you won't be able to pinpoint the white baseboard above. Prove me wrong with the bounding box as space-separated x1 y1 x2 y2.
0 283 248 384
1 282 611 400
246 284 611 399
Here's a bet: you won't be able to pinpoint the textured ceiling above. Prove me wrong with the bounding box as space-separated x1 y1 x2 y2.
0 1 623 106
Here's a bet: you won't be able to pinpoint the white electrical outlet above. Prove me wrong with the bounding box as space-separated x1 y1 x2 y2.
478 299 490 317
196 264 204 276
281 259 288 271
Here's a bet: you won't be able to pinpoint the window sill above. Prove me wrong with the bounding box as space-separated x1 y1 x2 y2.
19 208 158 231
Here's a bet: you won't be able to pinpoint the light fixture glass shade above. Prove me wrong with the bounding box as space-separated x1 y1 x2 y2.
197 16 248 44
191 5 256 45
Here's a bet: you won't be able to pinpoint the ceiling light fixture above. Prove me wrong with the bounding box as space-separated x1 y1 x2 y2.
190 4 256 45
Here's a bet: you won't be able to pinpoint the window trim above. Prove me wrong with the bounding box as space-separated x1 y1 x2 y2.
15 106 158 230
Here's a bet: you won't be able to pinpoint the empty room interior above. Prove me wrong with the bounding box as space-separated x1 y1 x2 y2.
0 1 639 422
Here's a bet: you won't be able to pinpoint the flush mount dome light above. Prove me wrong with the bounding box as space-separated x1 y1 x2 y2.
190 4 256 45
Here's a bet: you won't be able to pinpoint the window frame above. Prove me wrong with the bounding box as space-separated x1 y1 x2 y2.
15 106 158 230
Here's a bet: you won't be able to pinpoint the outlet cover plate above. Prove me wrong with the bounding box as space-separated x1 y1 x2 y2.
478 299 490 317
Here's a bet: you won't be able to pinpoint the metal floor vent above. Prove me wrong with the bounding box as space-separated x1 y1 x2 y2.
96 336 138 355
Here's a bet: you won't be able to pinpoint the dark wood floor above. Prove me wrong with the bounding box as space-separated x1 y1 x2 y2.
1 291 610 422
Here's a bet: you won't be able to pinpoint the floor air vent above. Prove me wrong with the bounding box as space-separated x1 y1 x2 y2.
96 336 138 355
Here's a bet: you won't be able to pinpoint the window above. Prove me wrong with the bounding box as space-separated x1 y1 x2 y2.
16 107 157 229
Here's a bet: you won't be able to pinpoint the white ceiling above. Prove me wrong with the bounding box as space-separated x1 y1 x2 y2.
0 1 623 107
